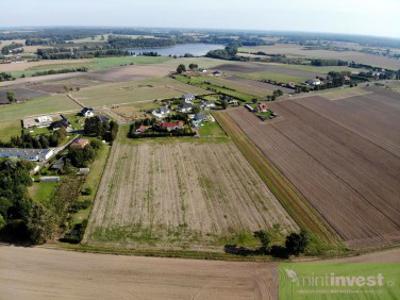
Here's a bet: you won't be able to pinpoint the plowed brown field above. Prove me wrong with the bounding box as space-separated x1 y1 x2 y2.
226 87 400 249
84 140 298 250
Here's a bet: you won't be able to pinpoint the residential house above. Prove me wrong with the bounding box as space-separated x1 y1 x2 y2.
182 93 195 103
23 115 53 129
70 138 90 150
50 115 70 131
80 107 95 118
257 103 268 113
152 106 170 118
192 113 208 128
135 124 151 134
200 100 216 110
0 148 54 162
305 78 321 86
159 121 184 132
178 102 194 113
51 157 65 172
228 99 239 106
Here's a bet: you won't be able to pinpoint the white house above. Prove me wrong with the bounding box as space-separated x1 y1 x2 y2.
306 78 321 86
152 105 170 118
200 101 216 110
80 107 95 118
178 102 194 113
182 93 195 103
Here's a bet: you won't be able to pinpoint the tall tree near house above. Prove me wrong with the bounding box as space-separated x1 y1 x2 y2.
6 91 16 103
189 63 198 70
176 64 186 74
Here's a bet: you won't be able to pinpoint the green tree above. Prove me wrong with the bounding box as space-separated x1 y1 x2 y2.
25 203 53 244
176 64 186 74
254 230 270 254
6 91 16 103
285 230 310 256
189 63 198 70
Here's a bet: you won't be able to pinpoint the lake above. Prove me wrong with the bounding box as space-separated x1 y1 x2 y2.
128 43 224 57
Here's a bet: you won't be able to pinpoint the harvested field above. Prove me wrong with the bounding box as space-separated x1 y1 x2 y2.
240 44 400 70
0 246 277 300
226 76 293 94
226 89 400 249
0 86 48 103
86 64 172 82
85 140 298 250
214 62 322 79
0 59 91 72
2 245 400 300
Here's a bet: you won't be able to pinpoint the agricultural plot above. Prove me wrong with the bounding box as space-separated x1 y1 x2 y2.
71 77 208 107
85 140 298 250
0 86 48 104
226 88 400 249
0 94 79 122
240 44 400 70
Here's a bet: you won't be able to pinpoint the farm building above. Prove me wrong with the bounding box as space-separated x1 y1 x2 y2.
0 148 54 162
40 176 60 183
80 107 95 118
152 106 170 118
23 115 53 129
70 138 90 150
245 104 256 112
78 168 90 175
182 93 195 103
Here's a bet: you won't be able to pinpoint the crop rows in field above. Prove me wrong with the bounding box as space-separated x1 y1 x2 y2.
227 89 400 249
85 140 298 250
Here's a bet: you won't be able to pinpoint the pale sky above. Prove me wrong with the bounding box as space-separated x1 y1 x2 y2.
1 0 400 38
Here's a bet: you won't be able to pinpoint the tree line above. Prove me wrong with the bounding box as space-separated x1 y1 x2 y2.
0 128 66 149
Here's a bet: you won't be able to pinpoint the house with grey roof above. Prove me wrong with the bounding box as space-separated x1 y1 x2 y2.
0 148 54 162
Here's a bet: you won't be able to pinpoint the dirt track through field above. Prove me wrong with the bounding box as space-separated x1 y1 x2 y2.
85 141 298 249
227 88 400 249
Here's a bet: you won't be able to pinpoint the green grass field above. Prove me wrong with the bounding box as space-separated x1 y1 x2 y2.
11 56 172 78
174 75 257 102
0 95 80 122
29 182 59 207
72 77 208 107
275 63 364 74
239 71 306 84
0 120 22 142
71 143 111 226
0 95 79 121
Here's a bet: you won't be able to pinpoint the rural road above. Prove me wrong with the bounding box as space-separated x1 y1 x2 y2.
1 246 400 300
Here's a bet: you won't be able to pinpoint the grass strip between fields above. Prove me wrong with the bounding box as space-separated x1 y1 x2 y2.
213 111 343 248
